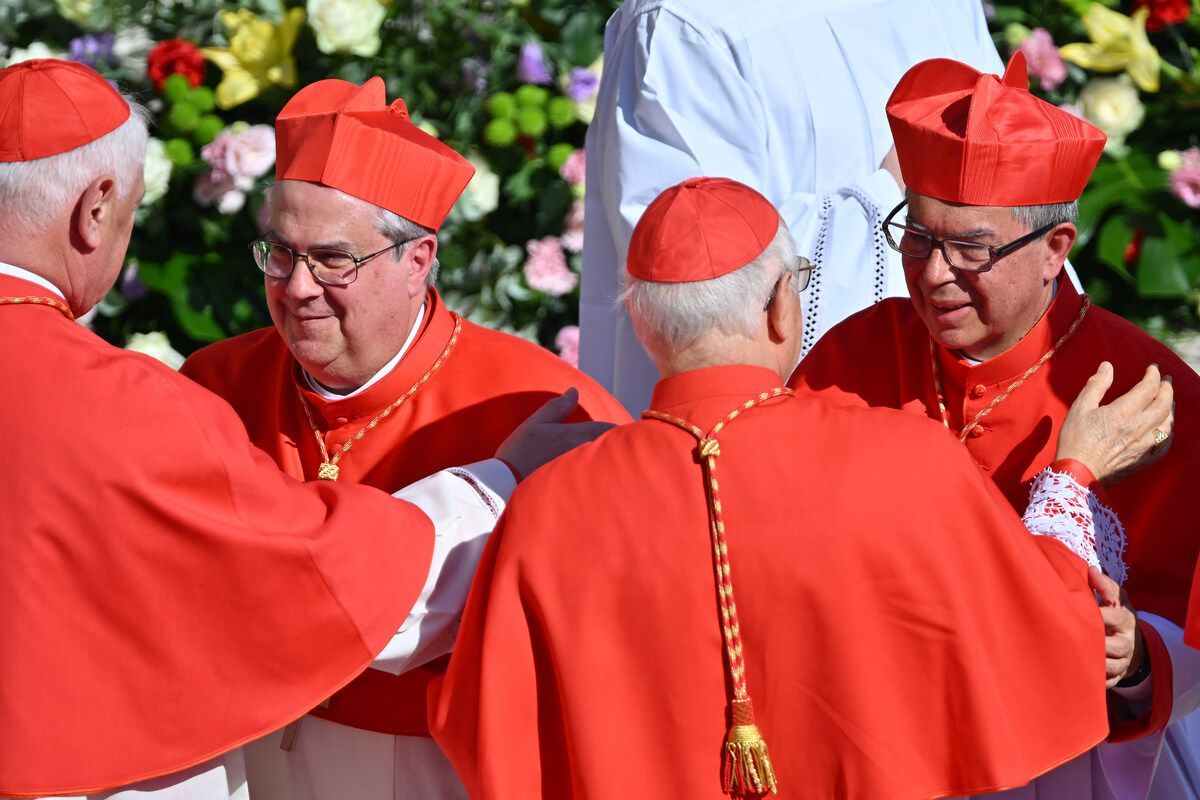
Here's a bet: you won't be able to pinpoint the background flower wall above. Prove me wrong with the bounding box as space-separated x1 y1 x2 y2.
0 0 1197 366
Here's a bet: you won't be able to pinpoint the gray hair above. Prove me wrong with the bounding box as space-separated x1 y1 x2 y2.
1011 200 1079 231
619 218 797 352
377 208 439 285
0 93 149 230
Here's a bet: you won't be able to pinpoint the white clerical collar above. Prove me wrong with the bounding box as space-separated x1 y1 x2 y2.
0 261 66 300
303 302 426 400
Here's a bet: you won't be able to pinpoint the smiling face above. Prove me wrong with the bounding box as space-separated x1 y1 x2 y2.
901 193 1070 360
264 180 432 391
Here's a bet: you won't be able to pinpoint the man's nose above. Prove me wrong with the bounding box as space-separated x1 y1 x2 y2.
282 256 325 301
917 244 957 288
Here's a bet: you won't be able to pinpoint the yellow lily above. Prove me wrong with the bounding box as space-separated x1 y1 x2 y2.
202 8 306 110
1060 4 1160 93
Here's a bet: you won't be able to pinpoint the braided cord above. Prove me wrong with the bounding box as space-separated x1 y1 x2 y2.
643 387 792 795
0 295 74 320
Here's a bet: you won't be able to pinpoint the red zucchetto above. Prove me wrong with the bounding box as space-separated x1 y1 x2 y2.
0 59 130 162
627 177 779 283
886 52 1106 206
275 76 474 231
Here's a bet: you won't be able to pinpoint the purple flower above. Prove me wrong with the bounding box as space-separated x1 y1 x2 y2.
566 67 599 102
119 262 147 302
462 57 488 94
68 33 117 69
517 42 552 85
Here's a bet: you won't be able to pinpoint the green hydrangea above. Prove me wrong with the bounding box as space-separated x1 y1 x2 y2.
484 118 518 147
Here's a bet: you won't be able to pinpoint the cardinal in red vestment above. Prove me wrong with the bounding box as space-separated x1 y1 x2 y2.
791 53 1200 799
0 60 600 800
180 76 630 799
430 177 1131 799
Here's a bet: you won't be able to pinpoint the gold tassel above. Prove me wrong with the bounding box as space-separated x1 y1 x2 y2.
722 700 778 795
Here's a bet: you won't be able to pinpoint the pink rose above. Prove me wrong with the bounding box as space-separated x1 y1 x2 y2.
201 124 275 181
1168 147 1200 209
561 199 584 253
555 325 580 367
193 171 246 215
559 149 586 186
1020 28 1067 92
523 237 578 296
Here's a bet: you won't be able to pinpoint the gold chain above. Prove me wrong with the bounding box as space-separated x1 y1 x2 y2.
932 295 1090 443
295 316 462 481
0 295 74 320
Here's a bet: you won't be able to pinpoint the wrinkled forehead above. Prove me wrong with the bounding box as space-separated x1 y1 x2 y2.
269 180 385 239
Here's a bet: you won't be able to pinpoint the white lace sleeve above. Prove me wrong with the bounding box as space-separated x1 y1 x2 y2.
1022 468 1128 585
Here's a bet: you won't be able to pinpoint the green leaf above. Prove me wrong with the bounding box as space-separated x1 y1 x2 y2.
1095 215 1136 283
1136 234 1192 298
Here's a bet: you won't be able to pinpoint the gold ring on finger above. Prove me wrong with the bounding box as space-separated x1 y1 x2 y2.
1153 428 1169 447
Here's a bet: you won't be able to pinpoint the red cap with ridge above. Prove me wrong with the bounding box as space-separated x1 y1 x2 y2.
0 59 130 162
627 177 779 283
886 52 1106 205
275 77 474 230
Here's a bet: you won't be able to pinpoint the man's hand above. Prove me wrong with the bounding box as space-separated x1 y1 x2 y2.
1090 567 1146 688
496 388 617 482
1056 362 1174 484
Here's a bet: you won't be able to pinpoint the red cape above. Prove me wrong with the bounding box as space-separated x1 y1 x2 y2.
0 275 435 797
431 366 1107 799
182 288 630 735
790 280 1200 641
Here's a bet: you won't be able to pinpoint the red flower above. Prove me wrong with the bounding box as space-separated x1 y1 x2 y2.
1133 0 1192 32
1124 226 1145 267
147 39 206 90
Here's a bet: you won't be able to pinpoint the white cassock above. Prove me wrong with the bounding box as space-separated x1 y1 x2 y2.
13 464 511 800
579 0 1005 413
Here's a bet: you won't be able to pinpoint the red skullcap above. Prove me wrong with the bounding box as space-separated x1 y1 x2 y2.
627 177 780 283
887 52 1106 206
275 77 474 231
0 59 130 162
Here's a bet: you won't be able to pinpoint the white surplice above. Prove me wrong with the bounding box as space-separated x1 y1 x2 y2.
579 0 1004 414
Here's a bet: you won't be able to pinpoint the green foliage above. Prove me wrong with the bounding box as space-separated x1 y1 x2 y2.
5 0 619 356
990 2 1200 338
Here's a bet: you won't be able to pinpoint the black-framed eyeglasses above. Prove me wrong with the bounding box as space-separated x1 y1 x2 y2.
882 200 1059 273
249 236 419 287
763 256 816 310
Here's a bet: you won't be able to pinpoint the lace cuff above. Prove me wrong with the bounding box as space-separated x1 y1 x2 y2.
1023 468 1128 585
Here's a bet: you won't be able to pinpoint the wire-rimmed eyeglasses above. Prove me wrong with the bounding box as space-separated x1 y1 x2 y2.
249 236 419 287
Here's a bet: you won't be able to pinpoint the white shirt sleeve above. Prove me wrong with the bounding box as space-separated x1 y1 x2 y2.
369 464 510 675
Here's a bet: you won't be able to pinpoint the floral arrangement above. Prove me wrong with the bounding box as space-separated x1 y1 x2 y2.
0 0 614 366
989 0 1200 347
3 0 1196 367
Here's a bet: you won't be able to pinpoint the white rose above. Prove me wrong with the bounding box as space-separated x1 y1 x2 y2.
125 331 185 370
307 0 387 58
1077 76 1145 156
112 25 154 80
454 153 499 222
141 138 172 207
5 41 65 67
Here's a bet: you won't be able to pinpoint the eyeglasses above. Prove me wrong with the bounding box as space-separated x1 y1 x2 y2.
882 201 1058 273
249 236 419 287
763 256 815 310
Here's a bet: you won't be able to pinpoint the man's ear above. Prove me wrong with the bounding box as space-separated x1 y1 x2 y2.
72 174 118 253
1044 222 1077 282
404 235 438 297
766 271 797 344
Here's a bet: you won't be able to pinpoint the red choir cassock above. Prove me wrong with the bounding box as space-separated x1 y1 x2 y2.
791 53 1200 729
0 272 436 797
0 60 441 798
430 176 1109 800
